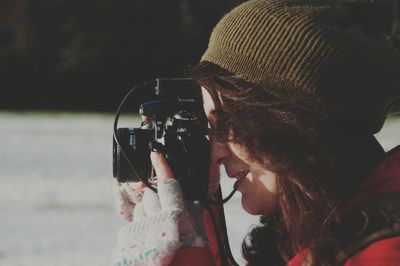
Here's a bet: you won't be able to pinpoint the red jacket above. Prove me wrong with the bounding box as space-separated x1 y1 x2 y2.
172 146 400 266
289 145 400 266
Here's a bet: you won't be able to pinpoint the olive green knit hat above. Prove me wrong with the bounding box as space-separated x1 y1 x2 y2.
201 0 400 133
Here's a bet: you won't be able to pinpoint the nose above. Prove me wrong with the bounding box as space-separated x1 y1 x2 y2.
209 138 231 177
208 138 231 192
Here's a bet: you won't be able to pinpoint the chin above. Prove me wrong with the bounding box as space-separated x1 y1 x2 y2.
241 193 278 216
241 196 265 215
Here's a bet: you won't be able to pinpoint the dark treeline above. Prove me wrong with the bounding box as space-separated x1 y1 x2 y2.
1 0 400 113
0 0 243 112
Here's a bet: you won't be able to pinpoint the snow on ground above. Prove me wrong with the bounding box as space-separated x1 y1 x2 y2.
0 112 398 266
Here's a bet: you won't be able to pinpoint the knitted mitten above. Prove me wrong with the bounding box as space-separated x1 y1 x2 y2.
111 179 206 266
113 180 145 222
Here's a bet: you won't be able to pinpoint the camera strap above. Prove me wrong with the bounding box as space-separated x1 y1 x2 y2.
203 187 240 266
113 80 158 192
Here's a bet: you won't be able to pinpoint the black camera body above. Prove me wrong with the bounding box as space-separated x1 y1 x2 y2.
113 78 210 201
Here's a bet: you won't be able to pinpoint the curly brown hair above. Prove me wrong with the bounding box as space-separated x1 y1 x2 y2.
189 61 385 265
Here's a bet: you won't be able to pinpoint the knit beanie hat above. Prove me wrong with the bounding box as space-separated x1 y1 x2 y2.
201 0 400 133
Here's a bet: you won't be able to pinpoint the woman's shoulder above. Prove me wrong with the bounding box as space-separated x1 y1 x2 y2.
170 247 216 266
344 236 400 266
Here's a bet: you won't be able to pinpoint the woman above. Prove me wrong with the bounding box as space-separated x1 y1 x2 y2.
112 0 400 265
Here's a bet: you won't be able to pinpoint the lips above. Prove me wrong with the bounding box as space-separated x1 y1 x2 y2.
233 171 249 190
227 170 248 179
235 171 249 180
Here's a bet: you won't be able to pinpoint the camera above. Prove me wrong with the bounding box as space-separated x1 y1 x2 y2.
113 78 210 201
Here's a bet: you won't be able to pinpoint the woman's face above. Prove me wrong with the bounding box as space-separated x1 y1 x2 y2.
202 87 278 215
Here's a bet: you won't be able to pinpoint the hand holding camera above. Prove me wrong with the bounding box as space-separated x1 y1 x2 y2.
113 79 210 202
112 79 235 266
111 151 208 266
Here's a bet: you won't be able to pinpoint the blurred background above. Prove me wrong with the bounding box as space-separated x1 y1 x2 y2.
0 1 399 266
0 0 246 111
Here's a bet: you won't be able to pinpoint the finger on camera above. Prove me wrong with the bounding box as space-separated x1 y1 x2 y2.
140 115 152 129
141 115 149 122
121 182 144 199
124 181 145 191
150 152 174 180
125 186 145 206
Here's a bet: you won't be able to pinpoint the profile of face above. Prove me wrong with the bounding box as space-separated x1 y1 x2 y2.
201 87 278 215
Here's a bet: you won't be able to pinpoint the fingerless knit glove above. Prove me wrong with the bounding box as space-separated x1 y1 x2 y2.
111 179 206 266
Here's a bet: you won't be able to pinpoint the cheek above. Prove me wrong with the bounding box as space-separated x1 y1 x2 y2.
258 172 277 194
